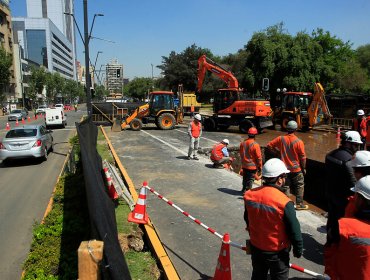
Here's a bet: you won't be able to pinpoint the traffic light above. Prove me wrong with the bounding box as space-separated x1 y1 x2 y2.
262 78 269 91
90 87 95 99
116 69 121 78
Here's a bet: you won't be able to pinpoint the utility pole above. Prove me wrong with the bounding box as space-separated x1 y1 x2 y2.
83 0 92 116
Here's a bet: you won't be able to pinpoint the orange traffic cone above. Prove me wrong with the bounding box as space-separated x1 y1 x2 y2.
212 233 232 280
27 116 31 122
21 118 25 124
128 182 149 224
103 167 118 200
15 119 19 126
336 126 341 140
5 123 10 131
34 114 37 120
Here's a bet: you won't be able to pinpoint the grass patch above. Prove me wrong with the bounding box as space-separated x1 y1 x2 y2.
97 129 114 163
22 163 90 279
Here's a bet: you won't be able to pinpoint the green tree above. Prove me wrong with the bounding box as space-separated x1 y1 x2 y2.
53 73 65 101
29 66 47 107
356 44 370 75
94 84 109 101
45 72 56 103
123 77 152 100
335 58 368 93
0 47 13 101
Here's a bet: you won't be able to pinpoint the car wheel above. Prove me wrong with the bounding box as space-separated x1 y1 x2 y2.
43 146 48 161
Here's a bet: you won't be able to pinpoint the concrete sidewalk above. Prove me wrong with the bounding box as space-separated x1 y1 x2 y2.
107 127 327 279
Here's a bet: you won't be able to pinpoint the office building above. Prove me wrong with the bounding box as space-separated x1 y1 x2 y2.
106 59 124 94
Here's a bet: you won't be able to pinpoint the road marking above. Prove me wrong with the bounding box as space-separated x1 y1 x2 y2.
141 130 188 155
175 128 218 144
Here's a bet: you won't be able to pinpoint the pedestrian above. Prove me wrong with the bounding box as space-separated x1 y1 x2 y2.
210 139 232 168
325 130 362 242
190 103 195 118
187 113 202 160
266 120 308 210
244 158 303 280
239 127 262 193
324 175 370 280
352 109 367 150
74 103 78 112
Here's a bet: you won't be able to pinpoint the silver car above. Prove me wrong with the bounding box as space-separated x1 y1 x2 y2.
0 124 53 163
8 109 28 121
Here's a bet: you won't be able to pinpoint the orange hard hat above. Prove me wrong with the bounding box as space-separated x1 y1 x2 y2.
248 127 258 135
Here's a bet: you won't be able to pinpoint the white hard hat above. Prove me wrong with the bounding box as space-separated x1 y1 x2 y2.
351 175 370 200
350 151 370 167
286 120 298 131
344 131 363 144
222 139 229 145
357 109 365 116
262 158 290 178
194 114 201 121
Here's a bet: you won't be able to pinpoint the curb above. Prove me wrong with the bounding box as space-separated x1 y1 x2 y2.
100 126 180 280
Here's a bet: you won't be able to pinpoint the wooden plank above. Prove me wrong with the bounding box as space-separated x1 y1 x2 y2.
78 240 104 280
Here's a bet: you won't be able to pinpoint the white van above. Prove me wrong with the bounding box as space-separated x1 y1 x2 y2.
45 107 67 128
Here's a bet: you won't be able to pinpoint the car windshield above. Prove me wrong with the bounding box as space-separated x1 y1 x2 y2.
55 104 63 107
11 109 22 113
39 105 47 108
6 129 37 138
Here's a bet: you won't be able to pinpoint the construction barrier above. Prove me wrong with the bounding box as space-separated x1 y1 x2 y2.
128 181 330 279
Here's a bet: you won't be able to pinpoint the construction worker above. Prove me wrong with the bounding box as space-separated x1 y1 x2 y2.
187 113 202 160
325 130 362 243
266 120 308 210
244 158 303 280
352 109 367 150
324 175 370 280
239 127 262 193
210 139 231 168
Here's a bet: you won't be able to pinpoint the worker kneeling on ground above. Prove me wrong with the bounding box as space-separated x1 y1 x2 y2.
210 139 231 168
244 158 303 280
325 175 370 280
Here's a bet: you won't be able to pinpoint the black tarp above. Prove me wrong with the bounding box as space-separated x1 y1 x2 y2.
76 118 131 280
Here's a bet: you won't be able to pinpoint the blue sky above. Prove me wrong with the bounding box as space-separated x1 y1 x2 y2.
10 0 370 80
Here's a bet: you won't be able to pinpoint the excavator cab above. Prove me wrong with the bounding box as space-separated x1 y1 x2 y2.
149 92 174 116
281 93 311 111
214 89 240 112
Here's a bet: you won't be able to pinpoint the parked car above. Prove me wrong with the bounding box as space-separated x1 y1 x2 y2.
36 105 48 114
7 109 28 121
0 124 53 163
55 104 64 110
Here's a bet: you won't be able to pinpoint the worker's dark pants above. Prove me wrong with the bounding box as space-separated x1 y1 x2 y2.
242 168 256 193
326 199 347 244
284 171 305 205
251 244 290 280
361 137 366 150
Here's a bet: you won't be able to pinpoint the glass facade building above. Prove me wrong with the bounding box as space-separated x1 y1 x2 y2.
26 29 47 67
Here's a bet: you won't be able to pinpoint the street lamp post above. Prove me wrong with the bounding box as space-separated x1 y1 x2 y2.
151 63 154 90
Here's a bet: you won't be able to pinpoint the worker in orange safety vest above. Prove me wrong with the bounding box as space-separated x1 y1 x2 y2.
353 109 368 150
239 126 262 193
244 158 303 280
210 139 231 168
325 175 370 280
187 114 202 160
267 120 308 210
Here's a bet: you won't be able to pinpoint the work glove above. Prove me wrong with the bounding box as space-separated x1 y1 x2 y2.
293 248 302 258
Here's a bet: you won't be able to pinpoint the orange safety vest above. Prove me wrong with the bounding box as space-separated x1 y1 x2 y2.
211 143 225 161
190 121 201 138
326 217 370 280
244 186 291 251
240 139 262 170
267 134 305 173
353 117 368 138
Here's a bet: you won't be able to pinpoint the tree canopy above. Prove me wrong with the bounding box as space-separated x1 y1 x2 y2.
0 47 13 101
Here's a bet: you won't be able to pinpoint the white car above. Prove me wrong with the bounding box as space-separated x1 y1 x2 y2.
45 107 67 128
55 104 64 110
36 105 48 114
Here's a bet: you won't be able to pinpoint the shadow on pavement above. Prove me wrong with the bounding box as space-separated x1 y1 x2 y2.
302 232 324 266
217 187 242 196
162 243 212 280
176 155 190 160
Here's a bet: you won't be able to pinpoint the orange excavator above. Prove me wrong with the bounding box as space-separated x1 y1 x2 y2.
196 55 273 133
273 82 332 130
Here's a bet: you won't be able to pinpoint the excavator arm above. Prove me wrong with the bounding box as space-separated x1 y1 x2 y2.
121 104 150 129
308 82 332 126
196 55 239 93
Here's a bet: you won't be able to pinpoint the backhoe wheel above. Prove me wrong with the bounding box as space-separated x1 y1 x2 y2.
158 113 176 130
130 118 143 131
239 120 253 134
204 117 216 131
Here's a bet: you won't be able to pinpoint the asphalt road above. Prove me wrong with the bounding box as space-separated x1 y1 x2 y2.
106 119 329 280
0 108 84 279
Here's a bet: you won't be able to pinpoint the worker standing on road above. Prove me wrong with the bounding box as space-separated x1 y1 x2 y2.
210 139 232 168
187 113 202 160
352 109 367 150
266 120 308 210
239 127 262 193
325 130 361 243
244 158 303 280
324 175 370 280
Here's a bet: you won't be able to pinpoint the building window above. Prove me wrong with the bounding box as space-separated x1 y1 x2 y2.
42 0 47 18
26 30 48 67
